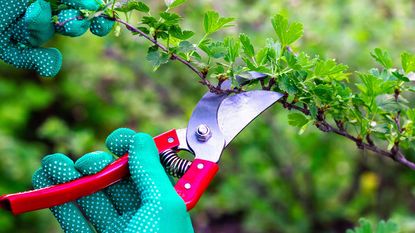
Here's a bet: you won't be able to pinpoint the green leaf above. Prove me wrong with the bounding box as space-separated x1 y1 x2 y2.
255 48 269 66
142 16 158 27
288 113 311 134
314 59 348 77
146 47 169 70
371 48 393 69
224 36 240 63
239 33 255 57
51 15 59 24
242 57 256 70
401 51 415 73
169 25 195 40
271 14 303 47
288 112 309 127
356 73 380 97
284 51 302 70
160 12 181 26
308 102 318 118
278 74 299 95
297 52 318 69
199 39 227 59
178 41 195 54
313 84 333 102
376 220 399 233
391 71 410 82
265 38 282 61
376 94 409 112
357 73 395 100
357 218 373 233
204 11 235 34
347 219 399 233
165 0 186 8
115 1 150 13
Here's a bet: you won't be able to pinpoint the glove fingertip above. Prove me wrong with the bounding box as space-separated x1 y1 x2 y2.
32 168 52 189
41 153 74 167
55 9 91 37
131 133 157 153
106 128 136 156
42 153 82 183
37 48 62 77
90 17 115 37
75 151 114 175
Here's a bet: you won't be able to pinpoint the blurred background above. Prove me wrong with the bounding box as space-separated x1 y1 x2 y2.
1 0 415 232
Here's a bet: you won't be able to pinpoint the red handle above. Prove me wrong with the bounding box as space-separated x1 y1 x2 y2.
0 129 179 215
175 159 219 210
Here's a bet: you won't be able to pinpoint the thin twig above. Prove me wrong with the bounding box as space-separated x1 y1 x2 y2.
112 17 245 95
279 99 415 170
114 18 204 78
97 16 415 170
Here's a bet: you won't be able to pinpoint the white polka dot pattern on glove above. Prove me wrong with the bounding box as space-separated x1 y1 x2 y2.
32 128 194 233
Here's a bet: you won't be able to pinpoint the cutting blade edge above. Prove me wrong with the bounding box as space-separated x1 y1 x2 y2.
218 90 283 146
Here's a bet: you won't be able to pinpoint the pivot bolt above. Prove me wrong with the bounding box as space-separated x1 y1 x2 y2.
196 124 212 142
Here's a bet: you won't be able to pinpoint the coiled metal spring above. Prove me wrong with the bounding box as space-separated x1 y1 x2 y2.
160 149 192 178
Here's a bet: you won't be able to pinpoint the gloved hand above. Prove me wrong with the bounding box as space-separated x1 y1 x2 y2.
0 0 115 77
32 128 194 233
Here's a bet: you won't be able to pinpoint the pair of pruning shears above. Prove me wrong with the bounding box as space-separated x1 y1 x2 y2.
0 77 283 215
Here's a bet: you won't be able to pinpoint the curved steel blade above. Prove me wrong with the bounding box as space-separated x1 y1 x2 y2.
186 82 231 163
218 90 283 146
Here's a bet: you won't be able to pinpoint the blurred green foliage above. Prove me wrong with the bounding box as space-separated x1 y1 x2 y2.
1 0 415 232
346 218 399 233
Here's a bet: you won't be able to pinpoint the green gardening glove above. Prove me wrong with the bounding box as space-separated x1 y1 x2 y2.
0 0 115 77
32 128 194 233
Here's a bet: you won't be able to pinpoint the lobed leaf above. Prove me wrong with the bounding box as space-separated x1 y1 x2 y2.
401 51 415 73
346 218 399 233
178 41 195 54
204 11 235 34
239 33 255 57
165 0 187 9
288 112 311 134
371 48 393 69
160 12 181 26
314 59 348 78
199 39 227 59
271 14 303 47
115 1 150 13
288 112 309 127
224 36 240 63
169 25 195 40
146 47 170 70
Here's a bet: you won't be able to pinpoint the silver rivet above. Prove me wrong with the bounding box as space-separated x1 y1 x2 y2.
196 124 212 142
197 163 204 169
184 183 191 189
168 137 174 143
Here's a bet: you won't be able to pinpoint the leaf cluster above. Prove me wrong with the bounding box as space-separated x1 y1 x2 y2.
54 0 415 167
346 218 399 233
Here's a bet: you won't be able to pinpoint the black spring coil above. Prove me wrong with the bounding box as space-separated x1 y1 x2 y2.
160 149 192 178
